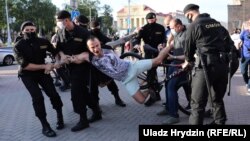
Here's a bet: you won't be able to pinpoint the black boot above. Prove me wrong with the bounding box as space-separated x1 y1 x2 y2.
40 118 56 137
88 107 102 123
113 92 126 107
56 109 64 130
71 114 89 132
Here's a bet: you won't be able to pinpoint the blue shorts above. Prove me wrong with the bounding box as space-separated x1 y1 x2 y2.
122 59 152 96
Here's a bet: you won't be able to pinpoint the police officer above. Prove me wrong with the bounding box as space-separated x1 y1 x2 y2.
14 21 64 137
182 4 234 125
55 10 101 132
89 20 126 107
134 12 166 106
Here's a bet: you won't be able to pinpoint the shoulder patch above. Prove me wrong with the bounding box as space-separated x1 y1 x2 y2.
74 38 83 42
40 45 47 49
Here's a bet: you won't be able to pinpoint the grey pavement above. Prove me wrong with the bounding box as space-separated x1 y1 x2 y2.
0 66 250 141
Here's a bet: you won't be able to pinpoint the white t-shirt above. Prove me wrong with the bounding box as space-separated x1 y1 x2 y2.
230 33 241 49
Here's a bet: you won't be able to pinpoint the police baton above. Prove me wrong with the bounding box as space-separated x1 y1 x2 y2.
197 48 214 109
227 51 232 96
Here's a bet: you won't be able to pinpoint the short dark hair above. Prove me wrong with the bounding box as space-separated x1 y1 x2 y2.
174 18 183 26
56 10 71 19
87 35 98 43
75 15 89 24
183 4 199 14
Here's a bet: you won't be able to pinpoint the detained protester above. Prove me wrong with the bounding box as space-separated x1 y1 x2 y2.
69 36 171 104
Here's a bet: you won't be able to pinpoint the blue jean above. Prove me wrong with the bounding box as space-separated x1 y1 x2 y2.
240 57 250 88
165 66 187 118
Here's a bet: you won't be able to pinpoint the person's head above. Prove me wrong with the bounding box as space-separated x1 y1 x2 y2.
74 15 89 28
146 12 157 25
87 36 102 57
90 20 101 33
56 10 73 30
164 15 173 27
20 21 37 40
169 18 183 36
183 4 200 23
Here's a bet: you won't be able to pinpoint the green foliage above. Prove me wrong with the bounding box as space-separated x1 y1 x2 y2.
0 0 57 33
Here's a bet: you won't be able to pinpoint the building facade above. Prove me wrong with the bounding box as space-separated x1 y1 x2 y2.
228 0 250 33
116 5 187 35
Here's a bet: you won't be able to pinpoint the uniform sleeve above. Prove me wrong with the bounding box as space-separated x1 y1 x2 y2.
160 26 167 44
13 43 29 68
102 34 112 44
134 27 144 45
46 40 58 56
222 27 236 53
184 24 197 62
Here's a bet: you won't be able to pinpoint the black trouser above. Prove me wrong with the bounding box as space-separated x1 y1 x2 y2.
90 66 119 103
70 67 100 115
189 63 228 125
145 52 159 93
56 66 70 86
21 74 63 119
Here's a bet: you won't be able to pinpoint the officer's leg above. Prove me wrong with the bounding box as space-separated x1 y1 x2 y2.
56 67 70 91
21 76 56 137
189 69 208 125
107 80 126 107
210 64 228 124
70 76 89 132
39 74 64 130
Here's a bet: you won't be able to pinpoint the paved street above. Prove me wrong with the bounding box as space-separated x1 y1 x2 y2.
0 64 250 141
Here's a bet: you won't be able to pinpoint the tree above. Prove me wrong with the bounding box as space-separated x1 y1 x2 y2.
77 0 100 21
1 0 57 34
99 4 113 35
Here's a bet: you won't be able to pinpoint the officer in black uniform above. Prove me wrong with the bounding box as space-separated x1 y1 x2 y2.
182 4 234 125
89 20 126 107
134 12 166 106
55 10 101 132
14 21 64 137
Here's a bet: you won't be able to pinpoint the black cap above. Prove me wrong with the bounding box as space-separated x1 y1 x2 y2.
146 12 156 19
183 4 199 14
90 20 100 28
75 15 89 24
20 21 35 31
56 10 71 19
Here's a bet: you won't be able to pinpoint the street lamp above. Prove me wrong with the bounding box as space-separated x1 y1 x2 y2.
127 0 131 34
5 0 12 46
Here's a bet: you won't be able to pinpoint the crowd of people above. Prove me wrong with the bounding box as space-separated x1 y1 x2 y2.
13 3 244 138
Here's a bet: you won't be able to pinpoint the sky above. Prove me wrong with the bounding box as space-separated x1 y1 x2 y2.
52 0 232 22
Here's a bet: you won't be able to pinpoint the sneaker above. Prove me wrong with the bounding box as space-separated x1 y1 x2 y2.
144 97 156 107
156 109 168 116
162 116 180 125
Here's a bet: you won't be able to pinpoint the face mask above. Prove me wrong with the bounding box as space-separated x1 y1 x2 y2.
57 21 65 29
24 32 37 40
170 29 177 36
